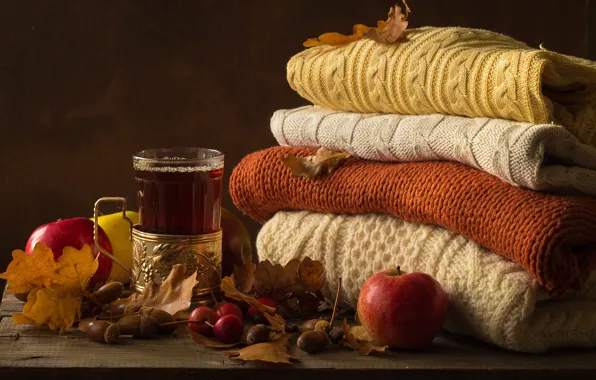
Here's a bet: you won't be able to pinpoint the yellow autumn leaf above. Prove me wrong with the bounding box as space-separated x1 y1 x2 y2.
0 243 57 294
304 24 372 47
52 245 99 296
12 288 81 333
303 1 412 47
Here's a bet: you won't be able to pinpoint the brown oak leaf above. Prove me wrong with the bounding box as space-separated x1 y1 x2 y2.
221 277 286 332
342 319 389 356
363 4 410 43
221 277 277 315
128 264 198 316
224 334 297 364
349 325 374 342
280 147 350 179
280 259 301 292
232 262 256 294
298 257 325 293
188 327 244 348
253 260 286 299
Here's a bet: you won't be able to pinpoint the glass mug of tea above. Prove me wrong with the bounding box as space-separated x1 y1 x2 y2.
93 147 224 304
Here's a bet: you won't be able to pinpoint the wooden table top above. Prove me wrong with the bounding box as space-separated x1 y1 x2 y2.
1 285 596 380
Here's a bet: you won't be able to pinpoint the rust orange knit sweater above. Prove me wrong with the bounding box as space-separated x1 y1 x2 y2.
230 147 596 294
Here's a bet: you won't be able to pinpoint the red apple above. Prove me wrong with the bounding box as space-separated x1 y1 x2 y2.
188 306 218 336
25 217 113 288
357 266 448 349
213 314 244 344
215 302 244 322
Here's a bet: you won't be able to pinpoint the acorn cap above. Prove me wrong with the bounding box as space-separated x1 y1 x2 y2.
104 324 121 344
142 308 176 334
140 315 159 339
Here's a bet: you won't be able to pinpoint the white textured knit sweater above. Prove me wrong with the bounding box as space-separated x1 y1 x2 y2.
271 106 596 195
257 211 596 353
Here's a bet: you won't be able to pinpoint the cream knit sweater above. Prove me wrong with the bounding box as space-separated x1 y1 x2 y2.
271 106 596 195
287 27 596 145
257 211 596 353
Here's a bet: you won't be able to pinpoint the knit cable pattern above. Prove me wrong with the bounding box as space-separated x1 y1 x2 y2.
271 106 596 195
287 27 596 146
230 146 596 294
257 211 596 353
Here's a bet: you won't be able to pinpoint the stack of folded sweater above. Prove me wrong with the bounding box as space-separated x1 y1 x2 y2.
230 26 596 353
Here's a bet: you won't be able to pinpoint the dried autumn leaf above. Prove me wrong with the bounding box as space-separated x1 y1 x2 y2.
253 260 286 299
188 327 243 348
349 325 374 342
52 245 99 296
224 334 297 364
304 24 372 47
363 4 409 43
298 257 325 293
280 259 302 293
232 261 256 294
0 243 57 294
280 147 350 179
128 264 198 316
221 277 276 315
12 288 81 333
342 319 389 356
264 311 288 333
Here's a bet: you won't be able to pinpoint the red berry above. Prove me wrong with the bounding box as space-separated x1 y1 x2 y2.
188 307 218 337
215 302 243 322
248 297 277 323
213 314 244 344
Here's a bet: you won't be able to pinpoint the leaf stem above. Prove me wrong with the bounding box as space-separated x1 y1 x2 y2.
94 312 140 320
201 272 220 306
329 277 342 328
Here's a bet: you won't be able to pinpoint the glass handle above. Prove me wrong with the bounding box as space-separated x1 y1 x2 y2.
93 197 133 274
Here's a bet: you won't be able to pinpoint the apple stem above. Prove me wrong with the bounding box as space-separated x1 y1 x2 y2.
205 321 215 328
397 266 402 276
329 277 342 328
160 319 202 327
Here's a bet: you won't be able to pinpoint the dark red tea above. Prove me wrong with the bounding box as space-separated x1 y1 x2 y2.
133 148 224 235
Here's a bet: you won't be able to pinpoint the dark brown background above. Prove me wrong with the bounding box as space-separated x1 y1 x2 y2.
0 0 595 272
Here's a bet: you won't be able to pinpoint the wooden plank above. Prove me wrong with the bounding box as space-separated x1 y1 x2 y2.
2 291 596 379
0 290 22 318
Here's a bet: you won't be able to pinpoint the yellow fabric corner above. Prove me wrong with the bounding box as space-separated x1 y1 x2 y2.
287 26 596 146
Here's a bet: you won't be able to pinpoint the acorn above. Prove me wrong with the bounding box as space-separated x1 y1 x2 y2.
300 319 320 333
297 330 329 354
117 315 159 339
328 328 344 344
108 301 128 318
314 320 331 333
142 308 176 334
124 302 142 315
92 282 124 305
85 320 123 344
246 324 271 345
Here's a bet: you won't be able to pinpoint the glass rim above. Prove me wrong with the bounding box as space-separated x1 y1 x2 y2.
133 147 224 167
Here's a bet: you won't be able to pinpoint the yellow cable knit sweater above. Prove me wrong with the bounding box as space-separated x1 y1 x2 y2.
287 27 596 145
